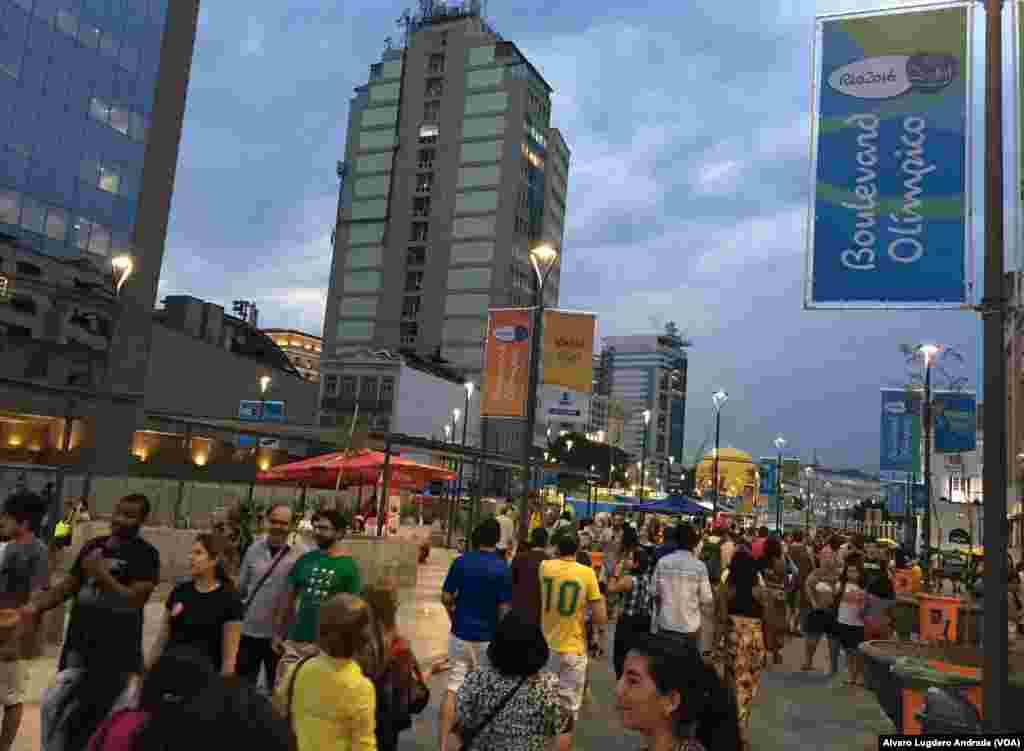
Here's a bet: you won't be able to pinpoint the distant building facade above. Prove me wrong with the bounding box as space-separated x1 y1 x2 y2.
264 328 322 383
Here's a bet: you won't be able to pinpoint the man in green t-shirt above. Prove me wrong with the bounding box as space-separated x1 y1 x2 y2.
274 510 361 649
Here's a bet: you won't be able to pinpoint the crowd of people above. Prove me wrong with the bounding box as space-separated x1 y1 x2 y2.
0 485 960 751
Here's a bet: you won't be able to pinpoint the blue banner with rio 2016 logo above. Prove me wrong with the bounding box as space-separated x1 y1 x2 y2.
806 6 970 308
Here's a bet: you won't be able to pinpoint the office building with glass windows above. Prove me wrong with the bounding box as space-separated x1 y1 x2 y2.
320 1 571 455
0 0 200 475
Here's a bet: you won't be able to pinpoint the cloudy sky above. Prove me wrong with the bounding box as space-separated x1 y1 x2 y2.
158 0 983 472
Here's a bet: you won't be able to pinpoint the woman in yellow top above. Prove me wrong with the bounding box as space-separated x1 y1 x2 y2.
292 593 377 751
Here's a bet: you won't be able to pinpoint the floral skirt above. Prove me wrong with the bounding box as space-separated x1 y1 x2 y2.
716 616 766 734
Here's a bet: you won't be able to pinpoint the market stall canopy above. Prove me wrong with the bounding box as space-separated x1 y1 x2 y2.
633 495 708 516
257 449 455 489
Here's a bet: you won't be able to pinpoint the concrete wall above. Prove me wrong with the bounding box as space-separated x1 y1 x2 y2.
145 324 318 423
65 521 421 587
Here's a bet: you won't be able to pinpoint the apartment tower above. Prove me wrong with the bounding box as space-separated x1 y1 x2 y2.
321 0 571 437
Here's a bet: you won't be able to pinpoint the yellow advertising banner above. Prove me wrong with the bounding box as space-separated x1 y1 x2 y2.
541 311 595 393
481 309 532 418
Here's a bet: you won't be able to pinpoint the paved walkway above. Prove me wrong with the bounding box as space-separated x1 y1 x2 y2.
11 549 894 750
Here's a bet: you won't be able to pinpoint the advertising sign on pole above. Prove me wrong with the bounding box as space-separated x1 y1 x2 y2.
782 457 801 484
805 4 973 308
542 311 596 393
932 391 977 453
880 389 921 472
540 385 587 424
885 481 907 515
481 309 532 418
759 459 777 502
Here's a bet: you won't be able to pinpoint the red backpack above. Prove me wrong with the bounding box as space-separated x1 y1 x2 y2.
87 710 150 751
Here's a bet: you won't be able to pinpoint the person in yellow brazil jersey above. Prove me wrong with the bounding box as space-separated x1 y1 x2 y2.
540 533 607 751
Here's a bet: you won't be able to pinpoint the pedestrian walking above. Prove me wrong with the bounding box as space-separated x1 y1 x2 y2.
362 581 431 751
787 531 814 635
608 544 653 679
0 491 48 751
616 633 740 751
651 523 713 652
288 593 376 751
759 537 788 665
539 533 606 751
511 528 550 625
454 612 563 751
714 550 768 747
801 541 842 673
834 553 868 687
237 504 305 688
438 519 512 751
147 533 243 675
31 494 160 751
497 506 517 561
274 510 361 660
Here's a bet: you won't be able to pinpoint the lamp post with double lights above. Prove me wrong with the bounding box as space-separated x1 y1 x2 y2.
711 390 728 515
774 436 786 533
518 243 559 544
639 409 651 500
804 466 815 533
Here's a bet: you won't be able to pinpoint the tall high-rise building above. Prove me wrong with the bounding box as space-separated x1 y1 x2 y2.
0 0 201 472
321 2 571 435
602 325 688 494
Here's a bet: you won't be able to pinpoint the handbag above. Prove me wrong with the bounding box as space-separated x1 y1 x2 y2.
458 677 527 750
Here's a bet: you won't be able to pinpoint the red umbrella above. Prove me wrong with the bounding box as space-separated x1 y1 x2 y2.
257 448 455 489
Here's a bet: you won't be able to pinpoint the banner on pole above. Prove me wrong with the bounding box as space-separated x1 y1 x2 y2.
805 4 973 308
481 308 532 418
541 311 595 393
540 385 587 424
880 389 922 473
782 457 802 484
932 391 977 453
758 459 777 500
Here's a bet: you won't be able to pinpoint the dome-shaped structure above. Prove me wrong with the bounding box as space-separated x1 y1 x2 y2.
695 447 758 501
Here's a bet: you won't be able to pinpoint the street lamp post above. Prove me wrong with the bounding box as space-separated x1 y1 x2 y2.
804 466 814 533
639 409 651 500
774 436 786 533
454 382 473 538
519 244 559 544
918 344 940 592
711 390 729 515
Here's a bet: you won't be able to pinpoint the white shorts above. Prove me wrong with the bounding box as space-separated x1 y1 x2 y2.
544 651 587 716
447 635 490 694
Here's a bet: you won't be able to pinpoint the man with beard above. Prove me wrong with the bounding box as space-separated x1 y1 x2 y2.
237 504 306 688
274 510 361 655
29 493 160 751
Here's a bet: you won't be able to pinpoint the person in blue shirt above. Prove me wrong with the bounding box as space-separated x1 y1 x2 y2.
437 518 512 751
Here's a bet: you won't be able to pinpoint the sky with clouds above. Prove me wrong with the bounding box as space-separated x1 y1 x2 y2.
158 0 984 472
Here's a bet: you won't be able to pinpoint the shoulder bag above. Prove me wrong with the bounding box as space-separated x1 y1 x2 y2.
458 677 527 751
242 544 290 613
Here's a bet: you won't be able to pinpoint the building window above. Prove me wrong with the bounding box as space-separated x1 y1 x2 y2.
402 296 421 319
413 196 431 218
380 376 395 402
416 172 434 193
406 247 426 266
405 271 424 292
428 53 445 73
360 377 379 400
425 77 444 98
400 322 419 346
339 296 378 317
423 101 440 122
410 222 429 242
418 148 435 169
324 375 339 396
340 376 357 398
657 414 666 431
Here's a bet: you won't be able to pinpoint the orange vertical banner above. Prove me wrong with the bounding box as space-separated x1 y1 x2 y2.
481 309 532 418
541 311 595 393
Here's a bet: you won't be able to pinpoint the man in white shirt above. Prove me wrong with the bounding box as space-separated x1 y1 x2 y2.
651 523 714 651
496 505 516 560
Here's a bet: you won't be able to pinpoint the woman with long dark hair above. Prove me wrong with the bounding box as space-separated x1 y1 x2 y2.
148 533 243 675
833 553 867 687
617 633 740 751
715 549 767 747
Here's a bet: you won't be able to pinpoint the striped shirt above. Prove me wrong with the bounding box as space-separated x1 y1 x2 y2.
652 550 714 635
